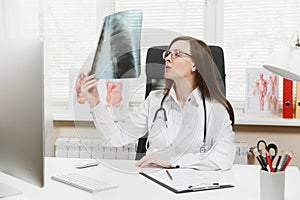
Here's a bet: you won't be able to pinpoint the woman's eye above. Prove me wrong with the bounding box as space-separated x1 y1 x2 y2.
174 52 180 57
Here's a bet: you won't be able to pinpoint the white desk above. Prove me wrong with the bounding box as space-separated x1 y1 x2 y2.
1 157 300 200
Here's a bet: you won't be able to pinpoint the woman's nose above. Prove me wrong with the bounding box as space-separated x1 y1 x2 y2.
164 55 172 63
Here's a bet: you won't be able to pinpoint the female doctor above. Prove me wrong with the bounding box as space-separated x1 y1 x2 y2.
81 36 235 170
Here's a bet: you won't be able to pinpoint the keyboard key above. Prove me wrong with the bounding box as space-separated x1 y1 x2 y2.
51 173 118 193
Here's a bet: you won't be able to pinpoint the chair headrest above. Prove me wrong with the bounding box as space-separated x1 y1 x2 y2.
145 45 226 95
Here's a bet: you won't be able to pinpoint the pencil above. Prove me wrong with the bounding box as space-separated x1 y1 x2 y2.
274 153 282 172
280 152 289 171
281 152 293 171
259 151 268 169
254 152 268 171
266 151 274 172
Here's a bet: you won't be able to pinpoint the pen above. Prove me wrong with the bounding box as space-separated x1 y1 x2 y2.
166 170 173 180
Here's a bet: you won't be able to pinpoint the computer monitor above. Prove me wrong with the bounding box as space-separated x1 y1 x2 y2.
0 37 44 197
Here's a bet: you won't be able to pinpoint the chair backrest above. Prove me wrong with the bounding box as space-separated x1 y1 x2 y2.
135 45 226 160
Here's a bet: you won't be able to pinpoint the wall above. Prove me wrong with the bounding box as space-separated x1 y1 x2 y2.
234 125 300 168
53 121 300 169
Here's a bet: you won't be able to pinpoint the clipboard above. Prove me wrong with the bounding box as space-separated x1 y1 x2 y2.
139 169 234 194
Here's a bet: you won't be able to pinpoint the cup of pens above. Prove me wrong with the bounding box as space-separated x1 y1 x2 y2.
260 170 285 200
254 140 293 200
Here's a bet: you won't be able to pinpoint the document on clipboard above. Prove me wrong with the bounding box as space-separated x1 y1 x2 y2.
139 168 234 194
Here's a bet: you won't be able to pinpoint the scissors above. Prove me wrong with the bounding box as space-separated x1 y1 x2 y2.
257 140 278 162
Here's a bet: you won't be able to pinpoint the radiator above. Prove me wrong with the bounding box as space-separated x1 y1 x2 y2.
55 137 137 160
55 137 248 164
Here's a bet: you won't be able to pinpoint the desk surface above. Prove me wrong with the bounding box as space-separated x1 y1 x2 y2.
1 157 300 200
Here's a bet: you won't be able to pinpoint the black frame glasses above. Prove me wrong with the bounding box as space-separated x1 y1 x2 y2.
162 50 192 60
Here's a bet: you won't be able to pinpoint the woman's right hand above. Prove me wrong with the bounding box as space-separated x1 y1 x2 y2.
80 70 100 107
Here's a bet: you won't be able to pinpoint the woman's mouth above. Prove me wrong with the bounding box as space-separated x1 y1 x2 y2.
165 65 171 69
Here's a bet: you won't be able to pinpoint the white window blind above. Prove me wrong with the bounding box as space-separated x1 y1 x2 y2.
112 0 207 106
43 0 98 111
0 0 39 38
223 0 300 112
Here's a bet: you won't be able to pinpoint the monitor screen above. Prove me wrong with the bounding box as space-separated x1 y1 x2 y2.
0 37 44 197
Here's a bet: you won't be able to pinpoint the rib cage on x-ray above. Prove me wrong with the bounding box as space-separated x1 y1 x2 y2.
91 10 143 79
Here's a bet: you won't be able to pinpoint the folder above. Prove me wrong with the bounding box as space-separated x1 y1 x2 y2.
139 169 234 194
295 82 300 119
282 78 293 118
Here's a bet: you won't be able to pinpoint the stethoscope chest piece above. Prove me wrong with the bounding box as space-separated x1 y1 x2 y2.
199 146 206 153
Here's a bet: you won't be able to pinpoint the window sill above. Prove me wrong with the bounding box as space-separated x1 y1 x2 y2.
235 113 300 127
52 111 300 127
53 111 92 122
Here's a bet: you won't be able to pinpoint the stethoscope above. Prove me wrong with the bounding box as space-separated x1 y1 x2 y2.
150 92 209 153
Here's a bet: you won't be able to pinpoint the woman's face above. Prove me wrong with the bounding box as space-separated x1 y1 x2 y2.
164 40 195 81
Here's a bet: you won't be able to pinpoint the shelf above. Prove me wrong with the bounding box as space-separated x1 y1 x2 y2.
235 113 300 126
52 110 300 127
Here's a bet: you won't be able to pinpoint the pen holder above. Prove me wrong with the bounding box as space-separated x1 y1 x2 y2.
260 170 285 200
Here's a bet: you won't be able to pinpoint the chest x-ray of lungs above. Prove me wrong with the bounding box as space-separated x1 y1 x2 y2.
91 9 143 79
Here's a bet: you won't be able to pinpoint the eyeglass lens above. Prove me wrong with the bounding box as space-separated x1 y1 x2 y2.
162 50 191 59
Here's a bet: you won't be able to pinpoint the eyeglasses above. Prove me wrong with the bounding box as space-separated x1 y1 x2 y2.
162 50 192 60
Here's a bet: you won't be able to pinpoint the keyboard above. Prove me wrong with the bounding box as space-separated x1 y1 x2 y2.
51 173 118 193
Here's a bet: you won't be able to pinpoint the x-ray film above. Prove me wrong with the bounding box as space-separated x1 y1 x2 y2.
91 10 143 79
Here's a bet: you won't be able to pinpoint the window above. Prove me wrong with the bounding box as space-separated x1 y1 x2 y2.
45 0 207 114
43 0 99 111
0 0 39 38
112 0 207 108
43 0 207 116
223 0 300 112
5 1 300 118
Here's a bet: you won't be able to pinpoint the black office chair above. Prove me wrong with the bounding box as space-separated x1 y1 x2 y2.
135 45 226 160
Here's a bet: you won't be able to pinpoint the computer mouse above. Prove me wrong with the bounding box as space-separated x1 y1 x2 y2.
75 160 100 169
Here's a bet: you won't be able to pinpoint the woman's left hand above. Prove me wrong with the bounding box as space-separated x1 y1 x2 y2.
136 152 171 168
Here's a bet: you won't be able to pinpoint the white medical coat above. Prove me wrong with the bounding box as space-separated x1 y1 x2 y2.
90 87 236 170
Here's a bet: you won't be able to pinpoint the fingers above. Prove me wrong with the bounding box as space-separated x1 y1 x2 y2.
81 74 97 91
136 155 155 168
84 73 96 83
82 80 98 92
86 68 92 76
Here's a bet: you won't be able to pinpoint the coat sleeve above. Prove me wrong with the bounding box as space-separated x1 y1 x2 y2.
90 95 152 147
170 107 236 171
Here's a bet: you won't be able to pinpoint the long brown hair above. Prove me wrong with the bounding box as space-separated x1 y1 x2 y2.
164 36 234 124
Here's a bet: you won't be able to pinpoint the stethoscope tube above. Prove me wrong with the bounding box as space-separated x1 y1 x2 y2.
152 93 168 128
201 93 207 145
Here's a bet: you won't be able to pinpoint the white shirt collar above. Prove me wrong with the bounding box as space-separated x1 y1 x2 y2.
168 85 202 107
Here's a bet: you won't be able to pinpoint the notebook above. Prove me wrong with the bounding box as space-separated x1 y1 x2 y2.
139 168 234 194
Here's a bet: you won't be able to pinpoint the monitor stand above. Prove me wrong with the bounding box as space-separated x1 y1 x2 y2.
0 182 22 198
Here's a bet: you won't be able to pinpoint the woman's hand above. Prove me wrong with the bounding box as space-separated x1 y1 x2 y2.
80 70 100 107
136 152 171 168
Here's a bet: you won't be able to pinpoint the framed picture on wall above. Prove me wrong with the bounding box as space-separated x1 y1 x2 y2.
245 68 279 115
69 69 130 121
